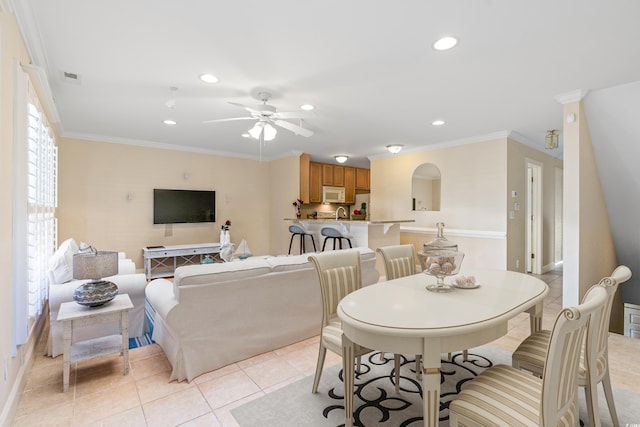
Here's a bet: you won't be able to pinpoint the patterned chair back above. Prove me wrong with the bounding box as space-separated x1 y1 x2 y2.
377 244 417 280
541 285 607 425
308 249 362 326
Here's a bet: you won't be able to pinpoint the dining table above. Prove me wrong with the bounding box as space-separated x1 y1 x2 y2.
337 268 549 427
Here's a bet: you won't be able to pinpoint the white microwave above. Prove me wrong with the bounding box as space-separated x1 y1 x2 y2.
323 186 346 203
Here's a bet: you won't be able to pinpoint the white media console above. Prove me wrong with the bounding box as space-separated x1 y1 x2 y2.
143 243 223 280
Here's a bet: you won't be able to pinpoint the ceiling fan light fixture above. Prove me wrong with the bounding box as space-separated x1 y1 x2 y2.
386 144 403 154
248 122 263 139
263 123 277 141
199 73 219 84
334 155 348 164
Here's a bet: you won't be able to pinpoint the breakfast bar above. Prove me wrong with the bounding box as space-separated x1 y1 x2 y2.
285 218 414 270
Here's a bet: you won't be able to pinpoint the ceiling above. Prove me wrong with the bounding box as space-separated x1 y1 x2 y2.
11 0 640 168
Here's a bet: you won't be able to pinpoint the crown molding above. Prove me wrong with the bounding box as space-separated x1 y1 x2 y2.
61 131 287 163
554 89 590 104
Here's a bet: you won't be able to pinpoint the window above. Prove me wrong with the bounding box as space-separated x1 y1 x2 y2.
12 67 57 353
26 101 57 320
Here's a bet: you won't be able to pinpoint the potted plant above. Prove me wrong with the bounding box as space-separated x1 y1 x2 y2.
292 198 303 219
351 202 367 220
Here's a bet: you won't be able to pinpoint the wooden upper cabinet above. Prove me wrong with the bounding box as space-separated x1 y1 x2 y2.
321 164 334 186
300 153 368 204
299 154 311 203
344 167 356 204
355 168 370 190
333 165 345 187
309 162 322 203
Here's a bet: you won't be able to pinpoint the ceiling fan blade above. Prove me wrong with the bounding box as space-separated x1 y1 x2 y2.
272 111 315 119
202 117 254 124
273 119 314 137
229 101 260 115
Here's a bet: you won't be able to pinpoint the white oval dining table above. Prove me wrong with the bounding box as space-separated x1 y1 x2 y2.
337 269 549 427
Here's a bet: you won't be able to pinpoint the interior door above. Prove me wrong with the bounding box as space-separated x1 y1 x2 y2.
526 161 543 274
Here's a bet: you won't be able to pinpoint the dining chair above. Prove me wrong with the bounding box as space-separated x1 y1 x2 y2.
308 249 401 393
449 284 608 427
512 265 632 427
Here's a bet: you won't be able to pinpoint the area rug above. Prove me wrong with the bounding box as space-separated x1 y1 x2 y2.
128 298 156 349
231 345 640 427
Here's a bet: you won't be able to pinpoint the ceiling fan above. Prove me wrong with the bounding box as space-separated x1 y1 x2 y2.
203 92 314 146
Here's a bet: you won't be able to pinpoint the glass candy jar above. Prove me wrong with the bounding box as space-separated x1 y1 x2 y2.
422 222 464 292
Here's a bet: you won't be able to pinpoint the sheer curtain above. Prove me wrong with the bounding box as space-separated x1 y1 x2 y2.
12 63 57 354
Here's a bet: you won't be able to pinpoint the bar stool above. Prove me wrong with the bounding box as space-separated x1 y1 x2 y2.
321 227 353 251
288 224 317 254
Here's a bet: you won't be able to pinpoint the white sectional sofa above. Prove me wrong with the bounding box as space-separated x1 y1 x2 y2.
145 247 380 382
46 238 148 357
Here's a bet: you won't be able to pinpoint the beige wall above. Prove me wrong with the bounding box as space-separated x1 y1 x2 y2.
562 101 620 330
506 139 564 272
371 138 509 270
268 154 301 255
373 137 563 274
57 138 275 268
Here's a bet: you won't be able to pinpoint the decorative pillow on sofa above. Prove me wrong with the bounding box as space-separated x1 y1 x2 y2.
48 238 79 284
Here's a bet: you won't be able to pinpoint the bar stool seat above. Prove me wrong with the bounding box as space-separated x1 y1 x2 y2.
321 227 353 251
288 224 317 254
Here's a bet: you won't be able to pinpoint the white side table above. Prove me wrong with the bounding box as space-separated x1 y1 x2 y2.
57 293 133 392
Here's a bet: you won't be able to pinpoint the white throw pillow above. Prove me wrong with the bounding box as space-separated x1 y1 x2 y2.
48 238 79 284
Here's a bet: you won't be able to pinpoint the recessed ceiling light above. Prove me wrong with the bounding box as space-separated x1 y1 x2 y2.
163 119 177 125
432 119 445 126
241 133 250 138
433 36 458 51
300 104 315 111
199 73 219 83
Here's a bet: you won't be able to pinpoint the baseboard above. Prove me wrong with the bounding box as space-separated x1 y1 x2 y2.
542 261 562 273
0 305 48 426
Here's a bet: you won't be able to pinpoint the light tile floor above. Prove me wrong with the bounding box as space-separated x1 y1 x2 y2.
12 269 640 426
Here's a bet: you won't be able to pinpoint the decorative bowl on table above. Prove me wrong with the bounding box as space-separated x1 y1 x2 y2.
422 250 465 292
73 280 119 307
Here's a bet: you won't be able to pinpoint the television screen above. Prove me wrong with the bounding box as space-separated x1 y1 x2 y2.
153 189 216 224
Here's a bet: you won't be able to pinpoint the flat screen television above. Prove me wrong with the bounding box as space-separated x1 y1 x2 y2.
153 189 216 224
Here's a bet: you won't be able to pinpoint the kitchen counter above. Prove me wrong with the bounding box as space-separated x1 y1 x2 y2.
284 218 415 224
285 218 414 272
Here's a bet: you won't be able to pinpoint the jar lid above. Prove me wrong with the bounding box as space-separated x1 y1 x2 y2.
423 222 458 252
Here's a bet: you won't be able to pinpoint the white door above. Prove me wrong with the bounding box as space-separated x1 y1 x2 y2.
526 160 543 274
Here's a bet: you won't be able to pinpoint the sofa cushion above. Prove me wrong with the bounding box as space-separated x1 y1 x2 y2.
266 254 314 272
175 258 272 287
48 238 79 284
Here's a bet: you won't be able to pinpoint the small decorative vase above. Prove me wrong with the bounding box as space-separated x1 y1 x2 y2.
225 230 231 245
220 230 225 245
296 211 301 219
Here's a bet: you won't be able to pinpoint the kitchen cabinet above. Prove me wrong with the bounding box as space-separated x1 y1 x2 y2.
344 167 356 204
309 162 322 203
299 154 368 203
356 168 370 190
321 164 334 186
333 165 345 187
